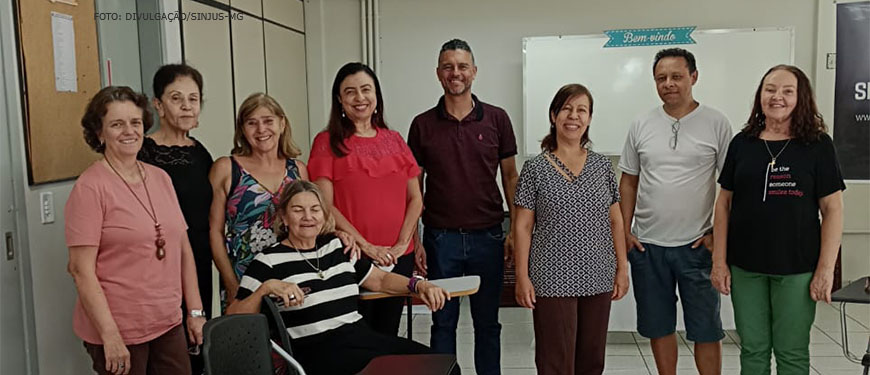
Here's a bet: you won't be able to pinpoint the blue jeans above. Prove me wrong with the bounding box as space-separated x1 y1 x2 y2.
424 225 504 375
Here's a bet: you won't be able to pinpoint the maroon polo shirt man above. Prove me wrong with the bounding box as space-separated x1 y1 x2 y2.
407 38 519 375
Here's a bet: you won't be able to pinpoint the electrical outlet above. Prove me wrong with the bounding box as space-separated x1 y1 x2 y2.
826 53 836 70
40 191 54 224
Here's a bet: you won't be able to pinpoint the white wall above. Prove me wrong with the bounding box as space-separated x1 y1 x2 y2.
373 0 818 142
304 0 362 140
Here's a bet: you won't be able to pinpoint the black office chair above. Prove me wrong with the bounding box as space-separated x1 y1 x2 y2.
202 313 307 375
202 314 273 375
261 296 459 375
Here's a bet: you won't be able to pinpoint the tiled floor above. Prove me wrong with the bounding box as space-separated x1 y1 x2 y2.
399 300 869 374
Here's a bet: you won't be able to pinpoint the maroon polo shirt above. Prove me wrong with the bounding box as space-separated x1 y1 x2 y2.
407 94 517 230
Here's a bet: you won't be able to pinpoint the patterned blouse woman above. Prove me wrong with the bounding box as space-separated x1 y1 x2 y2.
208 93 308 307
513 84 629 375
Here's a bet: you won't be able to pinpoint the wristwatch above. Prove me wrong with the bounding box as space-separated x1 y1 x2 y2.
407 275 425 293
189 309 206 318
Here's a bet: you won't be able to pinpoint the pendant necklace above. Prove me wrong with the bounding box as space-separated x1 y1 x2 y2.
290 241 324 279
762 139 791 202
105 159 166 259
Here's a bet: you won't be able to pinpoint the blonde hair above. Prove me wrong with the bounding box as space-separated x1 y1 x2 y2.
273 180 336 239
232 93 301 158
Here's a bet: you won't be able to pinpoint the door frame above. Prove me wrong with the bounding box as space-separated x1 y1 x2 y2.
0 0 40 373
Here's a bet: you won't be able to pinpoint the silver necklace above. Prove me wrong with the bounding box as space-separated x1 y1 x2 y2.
289 240 324 279
762 139 791 202
763 139 791 168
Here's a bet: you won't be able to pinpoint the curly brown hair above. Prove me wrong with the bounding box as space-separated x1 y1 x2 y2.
80 86 152 153
742 65 826 143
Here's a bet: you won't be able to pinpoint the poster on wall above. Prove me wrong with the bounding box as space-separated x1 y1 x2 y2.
833 1 870 180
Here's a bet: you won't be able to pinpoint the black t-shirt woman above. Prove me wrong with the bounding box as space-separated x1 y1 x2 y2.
711 65 845 375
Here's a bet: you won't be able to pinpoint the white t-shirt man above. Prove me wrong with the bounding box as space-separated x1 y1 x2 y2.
618 104 732 246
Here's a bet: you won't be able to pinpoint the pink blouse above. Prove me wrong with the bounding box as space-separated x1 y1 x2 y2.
308 129 420 256
65 162 187 345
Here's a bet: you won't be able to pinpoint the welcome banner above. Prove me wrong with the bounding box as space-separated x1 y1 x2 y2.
833 2 870 180
603 27 695 48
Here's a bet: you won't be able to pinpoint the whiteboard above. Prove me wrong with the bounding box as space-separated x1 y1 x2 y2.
523 28 794 156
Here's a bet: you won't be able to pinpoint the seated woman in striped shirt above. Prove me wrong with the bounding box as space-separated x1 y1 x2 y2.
227 180 450 375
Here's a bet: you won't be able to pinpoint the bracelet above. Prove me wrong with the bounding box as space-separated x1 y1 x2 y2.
407 275 425 293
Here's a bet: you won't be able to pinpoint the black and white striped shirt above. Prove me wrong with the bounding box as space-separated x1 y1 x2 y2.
236 234 374 341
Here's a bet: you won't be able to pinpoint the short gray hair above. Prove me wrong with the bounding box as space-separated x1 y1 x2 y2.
439 39 475 64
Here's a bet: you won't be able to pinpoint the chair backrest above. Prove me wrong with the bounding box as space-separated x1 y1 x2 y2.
261 296 294 356
261 296 308 375
202 314 274 375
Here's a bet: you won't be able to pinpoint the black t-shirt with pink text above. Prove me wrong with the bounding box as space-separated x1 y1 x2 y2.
718 131 845 275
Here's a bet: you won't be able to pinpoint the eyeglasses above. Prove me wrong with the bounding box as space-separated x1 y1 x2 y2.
669 119 681 150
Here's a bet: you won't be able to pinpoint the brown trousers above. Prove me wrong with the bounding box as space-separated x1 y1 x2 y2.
533 292 612 375
84 324 191 375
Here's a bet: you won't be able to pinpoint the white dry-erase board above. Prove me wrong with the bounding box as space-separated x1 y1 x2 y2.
522 28 794 156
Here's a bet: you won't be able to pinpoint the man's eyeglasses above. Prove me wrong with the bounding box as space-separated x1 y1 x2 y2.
669 119 681 150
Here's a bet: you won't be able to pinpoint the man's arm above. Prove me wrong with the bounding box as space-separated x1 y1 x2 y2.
618 172 644 252
500 156 519 261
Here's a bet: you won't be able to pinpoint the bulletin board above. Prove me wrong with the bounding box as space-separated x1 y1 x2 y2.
16 0 101 184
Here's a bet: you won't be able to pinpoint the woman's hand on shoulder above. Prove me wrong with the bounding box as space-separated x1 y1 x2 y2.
335 231 361 259
416 281 450 312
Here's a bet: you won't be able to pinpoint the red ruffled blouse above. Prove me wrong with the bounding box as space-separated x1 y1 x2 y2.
308 129 421 255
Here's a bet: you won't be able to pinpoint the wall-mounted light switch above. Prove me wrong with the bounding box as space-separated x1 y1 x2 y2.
826 53 836 70
40 192 54 224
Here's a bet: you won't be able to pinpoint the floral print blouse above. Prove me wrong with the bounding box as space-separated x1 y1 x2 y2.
224 157 300 290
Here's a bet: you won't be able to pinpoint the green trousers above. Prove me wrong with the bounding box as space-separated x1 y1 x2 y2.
730 265 816 375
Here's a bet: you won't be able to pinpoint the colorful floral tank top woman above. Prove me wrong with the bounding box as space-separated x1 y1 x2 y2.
225 157 300 281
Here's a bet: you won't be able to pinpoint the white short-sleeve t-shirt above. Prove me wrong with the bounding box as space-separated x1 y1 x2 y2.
618 104 733 246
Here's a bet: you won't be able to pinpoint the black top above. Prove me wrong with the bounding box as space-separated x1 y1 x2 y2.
138 137 214 233
718 132 846 275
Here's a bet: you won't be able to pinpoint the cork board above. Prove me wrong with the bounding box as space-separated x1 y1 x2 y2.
17 0 101 184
